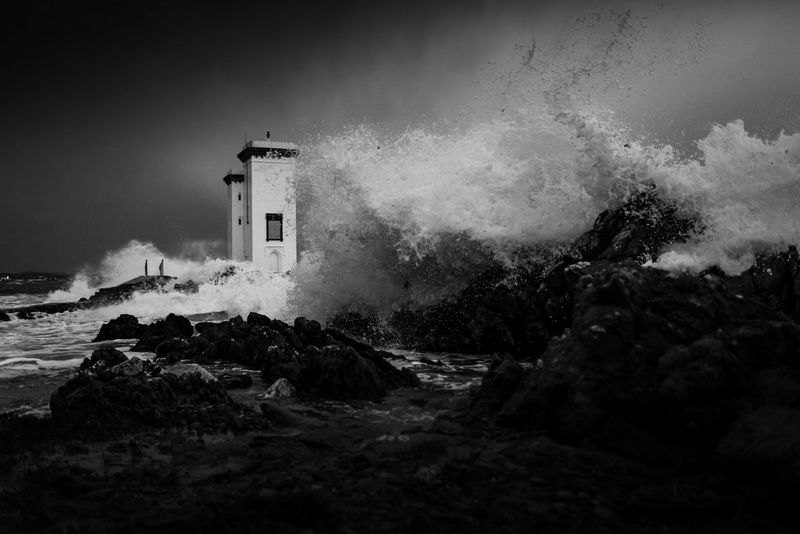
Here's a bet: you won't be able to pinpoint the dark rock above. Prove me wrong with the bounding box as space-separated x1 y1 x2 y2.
296 345 417 400
131 313 193 352
93 314 142 342
294 316 328 347
717 408 800 484
0 311 10 321
51 355 236 432
366 190 702 358
710 246 800 323
471 355 523 414
246 311 273 328
494 263 800 466
79 346 129 377
262 377 296 399
155 338 197 364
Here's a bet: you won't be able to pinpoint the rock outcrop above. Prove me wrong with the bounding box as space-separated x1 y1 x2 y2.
482 262 800 480
94 312 419 400
51 348 238 433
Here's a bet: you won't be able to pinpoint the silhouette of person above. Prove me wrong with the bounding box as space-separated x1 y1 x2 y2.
159 259 164 277
145 259 148 278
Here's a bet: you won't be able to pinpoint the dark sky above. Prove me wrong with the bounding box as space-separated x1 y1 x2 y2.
1 0 799 272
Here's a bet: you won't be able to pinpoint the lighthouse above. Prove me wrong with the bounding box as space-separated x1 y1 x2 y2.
223 137 299 273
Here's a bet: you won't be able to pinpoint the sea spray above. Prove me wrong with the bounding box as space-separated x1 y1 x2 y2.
46 241 294 322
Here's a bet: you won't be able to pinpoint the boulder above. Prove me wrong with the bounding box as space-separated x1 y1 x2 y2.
262 377 296 399
93 314 143 342
709 246 800 323
50 355 236 432
0 311 10 322
79 346 129 377
470 355 523 415
163 362 217 383
131 313 193 352
100 310 420 400
492 263 800 466
108 355 145 377
296 345 417 400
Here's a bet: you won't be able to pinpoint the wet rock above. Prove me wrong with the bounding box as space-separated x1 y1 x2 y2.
108 356 145 377
163 363 217 383
294 316 329 347
471 355 523 414
262 377 296 399
154 337 197 363
371 190 702 358
79 346 129 376
717 408 800 484
131 313 194 352
710 245 800 323
51 355 235 432
495 263 800 465
297 345 415 400
93 314 143 342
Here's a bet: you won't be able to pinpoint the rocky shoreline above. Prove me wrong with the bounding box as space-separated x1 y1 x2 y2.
2 192 799 532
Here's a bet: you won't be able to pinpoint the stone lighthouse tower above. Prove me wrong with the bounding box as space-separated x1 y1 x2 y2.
223 137 299 273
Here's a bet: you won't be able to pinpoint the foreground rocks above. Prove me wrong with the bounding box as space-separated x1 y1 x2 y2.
95 312 419 400
472 262 800 484
50 347 242 433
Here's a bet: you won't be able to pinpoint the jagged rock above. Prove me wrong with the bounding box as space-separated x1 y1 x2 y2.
50 354 236 432
93 314 142 342
294 316 329 347
97 310 420 400
296 345 416 400
0 311 10 321
371 190 702 358
131 313 194 352
709 246 800 323
108 356 145 377
493 263 800 466
163 363 217 383
262 377 296 399
154 337 196 363
79 346 129 376
471 355 523 415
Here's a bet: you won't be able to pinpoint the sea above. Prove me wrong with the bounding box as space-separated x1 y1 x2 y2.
0 264 492 417
2 10 798 416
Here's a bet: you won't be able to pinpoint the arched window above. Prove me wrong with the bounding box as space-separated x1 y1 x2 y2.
269 250 281 272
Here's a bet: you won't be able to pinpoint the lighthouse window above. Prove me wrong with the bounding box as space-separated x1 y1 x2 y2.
238 217 242 226
266 213 283 241
238 192 241 201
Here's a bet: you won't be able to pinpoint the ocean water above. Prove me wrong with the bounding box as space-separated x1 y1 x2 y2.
2 9 798 416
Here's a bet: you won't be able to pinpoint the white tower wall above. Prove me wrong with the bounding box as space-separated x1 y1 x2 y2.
224 172 246 260
225 139 298 273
